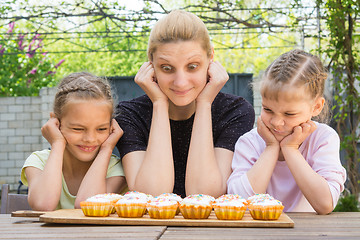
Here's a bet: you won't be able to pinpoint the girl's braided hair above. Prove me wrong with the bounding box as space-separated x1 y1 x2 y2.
53 72 114 119
260 49 330 123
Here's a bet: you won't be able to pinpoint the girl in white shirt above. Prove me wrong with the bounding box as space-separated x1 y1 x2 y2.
227 49 346 214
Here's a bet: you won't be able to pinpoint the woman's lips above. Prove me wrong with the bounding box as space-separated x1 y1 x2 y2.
172 88 191 96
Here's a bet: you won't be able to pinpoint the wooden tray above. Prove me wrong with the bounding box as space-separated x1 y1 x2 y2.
11 210 46 217
40 209 294 228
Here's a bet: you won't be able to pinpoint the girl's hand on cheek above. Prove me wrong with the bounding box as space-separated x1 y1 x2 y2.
101 119 123 150
257 116 279 147
134 62 168 104
197 61 229 104
41 114 66 148
280 120 317 149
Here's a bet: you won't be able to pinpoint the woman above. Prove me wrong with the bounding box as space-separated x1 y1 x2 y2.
116 10 254 198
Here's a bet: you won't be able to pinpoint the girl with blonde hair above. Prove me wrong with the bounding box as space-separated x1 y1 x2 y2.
227 49 346 214
21 72 126 210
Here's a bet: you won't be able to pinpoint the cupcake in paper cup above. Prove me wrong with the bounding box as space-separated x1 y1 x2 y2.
213 195 248 220
90 193 123 214
247 194 284 220
179 194 213 219
114 196 147 218
147 198 179 219
80 195 114 217
155 193 182 215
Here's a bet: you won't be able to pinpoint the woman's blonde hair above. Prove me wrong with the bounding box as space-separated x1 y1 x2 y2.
53 72 114 119
260 49 330 123
147 9 212 61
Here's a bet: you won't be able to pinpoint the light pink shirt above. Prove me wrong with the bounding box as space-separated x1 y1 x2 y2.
227 123 346 212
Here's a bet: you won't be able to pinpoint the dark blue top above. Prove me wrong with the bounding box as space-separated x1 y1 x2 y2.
116 92 255 197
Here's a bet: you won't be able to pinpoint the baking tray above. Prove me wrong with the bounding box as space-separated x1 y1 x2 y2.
39 209 294 228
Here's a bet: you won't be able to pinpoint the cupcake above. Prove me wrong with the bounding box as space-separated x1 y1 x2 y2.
179 194 213 219
155 193 182 214
91 193 123 213
123 191 153 214
247 194 284 220
213 194 247 220
114 196 148 218
80 195 114 217
147 198 179 219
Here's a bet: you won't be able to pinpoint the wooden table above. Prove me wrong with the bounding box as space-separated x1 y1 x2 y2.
1 212 359 239
161 212 360 240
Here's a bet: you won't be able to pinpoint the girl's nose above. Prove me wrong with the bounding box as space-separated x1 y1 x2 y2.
270 115 285 127
83 131 96 142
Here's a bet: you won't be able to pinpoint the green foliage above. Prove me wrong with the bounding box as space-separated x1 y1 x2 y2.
334 194 359 212
317 0 360 198
43 4 148 78
0 22 64 96
0 0 304 85
0 0 16 14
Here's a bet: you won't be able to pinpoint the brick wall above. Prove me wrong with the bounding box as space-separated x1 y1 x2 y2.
0 87 56 190
0 86 260 191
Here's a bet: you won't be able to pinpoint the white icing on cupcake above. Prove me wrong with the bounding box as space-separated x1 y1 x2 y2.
116 196 148 204
124 191 153 202
85 195 112 203
180 194 214 206
147 198 178 207
155 193 182 202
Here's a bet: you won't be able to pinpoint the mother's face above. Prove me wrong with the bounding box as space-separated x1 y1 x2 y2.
152 40 211 107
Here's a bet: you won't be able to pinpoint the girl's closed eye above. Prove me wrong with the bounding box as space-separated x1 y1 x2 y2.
98 127 108 132
72 128 84 131
263 107 273 113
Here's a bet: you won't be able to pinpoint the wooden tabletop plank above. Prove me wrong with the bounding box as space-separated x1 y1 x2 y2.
0 214 166 240
158 212 360 240
159 235 360 240
160 228 360 240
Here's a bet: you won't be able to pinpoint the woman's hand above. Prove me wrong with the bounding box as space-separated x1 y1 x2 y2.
257 116 279 147
134 62 168 104
196 61 229 104
280 120 317 149
100 119 123 151
41 113 66 148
